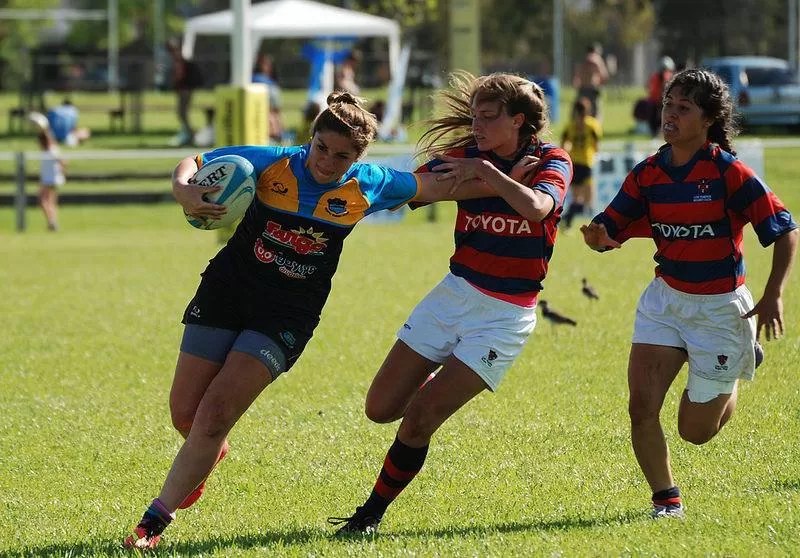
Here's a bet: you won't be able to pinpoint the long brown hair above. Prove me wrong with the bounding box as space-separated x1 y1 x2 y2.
416 72 549 159
311 91 378 156
665 69 739 154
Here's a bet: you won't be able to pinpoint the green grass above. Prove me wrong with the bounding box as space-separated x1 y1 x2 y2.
0 149 798 556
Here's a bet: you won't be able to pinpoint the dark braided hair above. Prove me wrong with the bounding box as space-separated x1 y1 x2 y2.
664 69 740 155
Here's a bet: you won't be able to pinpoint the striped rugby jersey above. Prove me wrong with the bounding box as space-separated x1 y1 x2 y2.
417 141 572 306
592 141 797 294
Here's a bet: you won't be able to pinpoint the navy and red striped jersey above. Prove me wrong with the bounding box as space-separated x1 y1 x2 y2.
417 141 572 306
593 141 797 294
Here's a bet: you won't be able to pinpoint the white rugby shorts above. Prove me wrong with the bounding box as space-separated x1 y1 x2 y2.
397 273 537 391
632 277 758 403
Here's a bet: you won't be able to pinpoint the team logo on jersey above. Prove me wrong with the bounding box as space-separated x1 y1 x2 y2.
481 349 498 367
280 331 296 348
715 354 729 371
693 179 713 202
271 181 288 195
263 221 328 255
651 222 716 239
253 238 318 278
325 197 349 217
464 214 533 235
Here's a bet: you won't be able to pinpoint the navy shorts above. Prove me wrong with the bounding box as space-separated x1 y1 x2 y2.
571 164 592 186
180 277 316 376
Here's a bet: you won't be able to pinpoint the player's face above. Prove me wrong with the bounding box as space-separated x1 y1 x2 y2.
471 99 523 158
307 130 360 183
661 87 712 148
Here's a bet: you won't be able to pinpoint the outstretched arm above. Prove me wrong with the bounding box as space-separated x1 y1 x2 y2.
743 228 799 340
428 155 555 222
413 172 496 203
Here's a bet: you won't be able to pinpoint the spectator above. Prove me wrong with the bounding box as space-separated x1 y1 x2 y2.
561 97 602 228
647 56 676 136
167 38 203 147
298 100 322 144
335 50 361 95
28 112 65 231
252 53 285 143
47 99 91 146
572 43 609 119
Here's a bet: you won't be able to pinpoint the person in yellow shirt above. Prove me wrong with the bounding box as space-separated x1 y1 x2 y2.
561 97 602 228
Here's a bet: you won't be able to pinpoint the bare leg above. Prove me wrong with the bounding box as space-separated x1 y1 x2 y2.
397 354 488 447
678 381 738 445
627 343 687 493
157 351 272 511
364 340 440 424
169 352 224 437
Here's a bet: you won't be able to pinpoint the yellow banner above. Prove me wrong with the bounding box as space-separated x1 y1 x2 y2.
449 0 481 75
214 84 269 147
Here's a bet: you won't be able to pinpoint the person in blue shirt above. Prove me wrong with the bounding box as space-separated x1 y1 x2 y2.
124 91 499 551
252 53 284 143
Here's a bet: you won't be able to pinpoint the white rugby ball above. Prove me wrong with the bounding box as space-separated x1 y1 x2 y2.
185 154 257 230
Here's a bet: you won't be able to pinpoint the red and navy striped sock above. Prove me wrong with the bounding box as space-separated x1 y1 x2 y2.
652 486 682 508
363 437 429 518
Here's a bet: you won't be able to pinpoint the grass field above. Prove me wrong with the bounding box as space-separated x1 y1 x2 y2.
0 145 798 556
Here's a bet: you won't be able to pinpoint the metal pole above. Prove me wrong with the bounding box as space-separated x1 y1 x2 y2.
791 0 800 76
108 0 119 91
231 0 251 87
153 0 165 87
553 0 564 85
15 152 26 232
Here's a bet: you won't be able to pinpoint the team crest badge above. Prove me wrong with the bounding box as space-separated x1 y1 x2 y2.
697 179 710 195
325 197 349 216
717 354 728 365
481 349 498 367
271 181 288 194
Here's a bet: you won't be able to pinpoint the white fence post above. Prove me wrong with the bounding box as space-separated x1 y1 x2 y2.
15 151 26 232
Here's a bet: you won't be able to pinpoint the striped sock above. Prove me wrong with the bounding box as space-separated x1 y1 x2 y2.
652 486 682 507
138 498 176 537
363 437 429 518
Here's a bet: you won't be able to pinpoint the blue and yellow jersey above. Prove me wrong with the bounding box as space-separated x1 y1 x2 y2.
195 144 420 318
561 116 602 167
593 141 797 294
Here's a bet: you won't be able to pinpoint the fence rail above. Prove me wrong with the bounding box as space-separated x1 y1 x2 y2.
4 139 796 232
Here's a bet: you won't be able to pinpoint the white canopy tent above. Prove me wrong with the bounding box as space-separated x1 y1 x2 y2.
181 0 402 97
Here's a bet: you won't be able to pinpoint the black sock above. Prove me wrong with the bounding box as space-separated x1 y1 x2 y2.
652 486 681 506
362 436 429 518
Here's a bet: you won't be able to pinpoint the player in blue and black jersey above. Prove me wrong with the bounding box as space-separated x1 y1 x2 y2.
582 69 798 519
329 73 572 534
124 92 501 550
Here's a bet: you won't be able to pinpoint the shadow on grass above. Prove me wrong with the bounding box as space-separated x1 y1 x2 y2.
13 528 323 557
14 512 643 555
769 478 800 492
392 509 644 539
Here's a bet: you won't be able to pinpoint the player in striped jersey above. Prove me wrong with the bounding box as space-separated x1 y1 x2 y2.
582 69 798 519
330 73 572 534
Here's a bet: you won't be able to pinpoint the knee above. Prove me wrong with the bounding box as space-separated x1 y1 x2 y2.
191 400 232 440
678 421 717 445
628 397 661 427
170 408 193 437
364 396 400 424
398 404 438 442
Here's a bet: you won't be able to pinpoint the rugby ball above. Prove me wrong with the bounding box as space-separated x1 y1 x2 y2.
185 154 257 230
